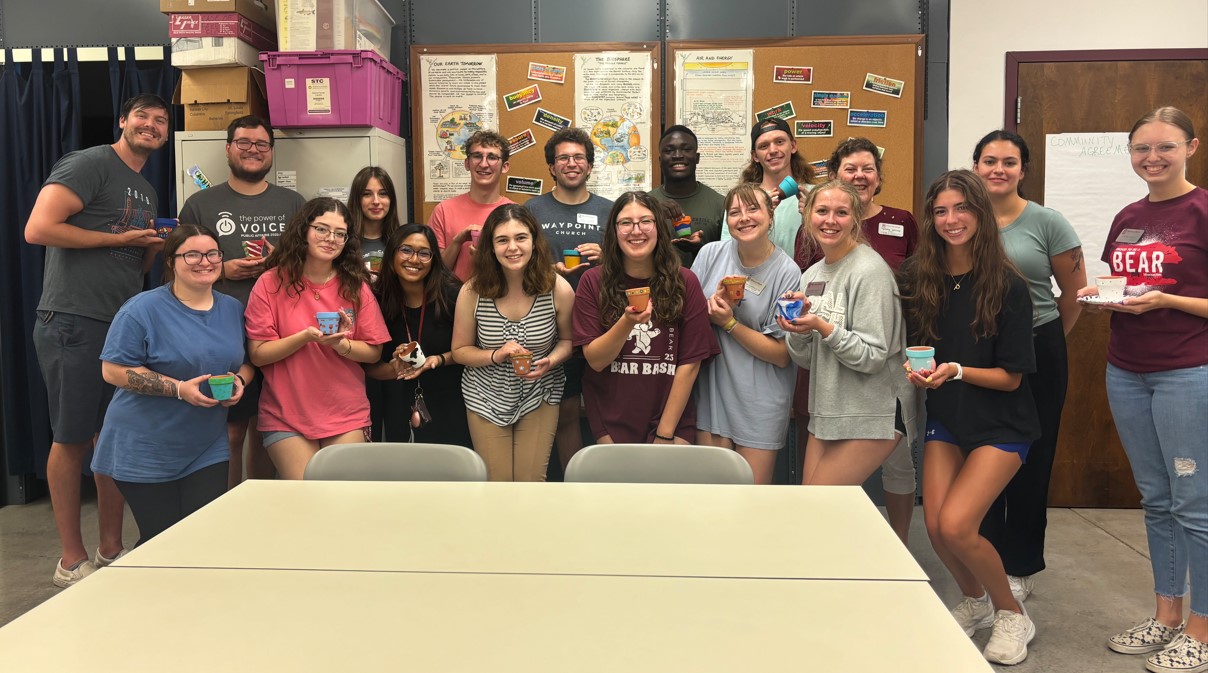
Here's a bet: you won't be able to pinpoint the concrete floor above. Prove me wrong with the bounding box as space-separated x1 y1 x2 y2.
0 491 1160 672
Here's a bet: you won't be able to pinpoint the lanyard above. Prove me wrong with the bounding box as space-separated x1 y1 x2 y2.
404 301 425 345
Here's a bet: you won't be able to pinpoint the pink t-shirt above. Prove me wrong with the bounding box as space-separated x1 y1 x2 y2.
428 193 515 281
245 268 391 438
1100 187 1208 373
572 267 719 443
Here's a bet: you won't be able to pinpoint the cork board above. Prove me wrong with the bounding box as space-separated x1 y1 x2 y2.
667 36 925 215
410 42 661 224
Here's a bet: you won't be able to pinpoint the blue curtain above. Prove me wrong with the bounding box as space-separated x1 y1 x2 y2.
109 47 180 288
0 49 82 477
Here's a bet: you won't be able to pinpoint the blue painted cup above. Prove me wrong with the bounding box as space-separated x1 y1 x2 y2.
778 176 799 199
316 311 341 335
775 298 803 320
208 374 235 401
905 346 936 373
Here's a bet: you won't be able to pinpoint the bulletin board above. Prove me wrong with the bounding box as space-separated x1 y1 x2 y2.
410 42 661 223
666 36 925 215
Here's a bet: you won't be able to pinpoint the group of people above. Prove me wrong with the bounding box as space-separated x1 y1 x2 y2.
25 94 1205 673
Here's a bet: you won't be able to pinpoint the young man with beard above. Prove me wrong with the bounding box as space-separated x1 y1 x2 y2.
649 125 723 268
721 118 814 256
26 94 171 587
178 115 305 487
430 130 514 281
523 128 613 471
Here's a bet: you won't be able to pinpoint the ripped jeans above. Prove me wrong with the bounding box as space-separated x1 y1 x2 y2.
1107 363 1208 616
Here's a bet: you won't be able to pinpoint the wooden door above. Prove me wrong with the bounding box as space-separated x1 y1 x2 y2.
1009 52 1208 507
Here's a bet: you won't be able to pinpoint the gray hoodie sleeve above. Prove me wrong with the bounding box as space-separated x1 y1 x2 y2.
819 251 902 374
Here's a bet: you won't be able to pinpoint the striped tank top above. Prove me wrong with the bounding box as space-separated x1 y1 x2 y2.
462 291 565 425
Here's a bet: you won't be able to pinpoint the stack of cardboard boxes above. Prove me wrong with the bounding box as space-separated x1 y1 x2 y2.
164 0 275 131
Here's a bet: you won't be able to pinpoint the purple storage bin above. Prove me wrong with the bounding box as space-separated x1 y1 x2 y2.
260 50 404 135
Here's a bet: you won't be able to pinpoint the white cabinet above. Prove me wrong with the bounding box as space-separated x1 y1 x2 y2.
174 127 409 221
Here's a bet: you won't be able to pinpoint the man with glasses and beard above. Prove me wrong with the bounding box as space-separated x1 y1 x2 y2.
179 115 305 487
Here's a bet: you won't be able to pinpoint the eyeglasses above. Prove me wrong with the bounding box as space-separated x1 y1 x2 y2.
232 138 272 152
555 153 588 165
1127 141 1188 156
617 217 657 231
397 245 434 262
468 152 503 164
309 224 349 242
175 250 224 265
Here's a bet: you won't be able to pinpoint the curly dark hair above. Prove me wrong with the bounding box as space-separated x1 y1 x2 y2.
826 136 884 196
899 170 1021 344
543 128 594 165
374 223 460 323
162 223 223 285
347 166 401 244
469 204 556 299
598 191 685 326
263 197 367 308
463 130 510 165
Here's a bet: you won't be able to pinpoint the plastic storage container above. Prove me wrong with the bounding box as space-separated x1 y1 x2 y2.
276 0 394 59
260 50 404 135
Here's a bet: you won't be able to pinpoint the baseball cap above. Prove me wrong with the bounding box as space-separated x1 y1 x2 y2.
751 118 792 149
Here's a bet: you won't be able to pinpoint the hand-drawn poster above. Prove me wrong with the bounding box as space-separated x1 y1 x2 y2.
419 54 498 203
574 52 653 199
673 49 754 196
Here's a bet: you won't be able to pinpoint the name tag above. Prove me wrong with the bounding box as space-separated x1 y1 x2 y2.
878 222 904 238
577 213 598 225
1115 228 1144 244
745 277 766 296
804 281 826 296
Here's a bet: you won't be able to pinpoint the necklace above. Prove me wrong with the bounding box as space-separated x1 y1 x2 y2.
305 271 336 300
951 271 971 291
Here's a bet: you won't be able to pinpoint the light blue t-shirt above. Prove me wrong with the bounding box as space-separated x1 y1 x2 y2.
720 194 802 257
92 285 246 482
1000 201 1082 327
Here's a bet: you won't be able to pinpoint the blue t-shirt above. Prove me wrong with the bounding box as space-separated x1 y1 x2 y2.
92 285 246 482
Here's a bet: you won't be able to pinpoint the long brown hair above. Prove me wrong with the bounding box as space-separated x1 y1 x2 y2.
263 197 367 308
598 191 685 325
469 204 556 299
347 166 401 243
739 149 816 187
373 224 460 323
900 170 1020 344
796 180 866 264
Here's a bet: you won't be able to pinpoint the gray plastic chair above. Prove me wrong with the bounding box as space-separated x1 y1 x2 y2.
564 443 755 485
303 442 487 482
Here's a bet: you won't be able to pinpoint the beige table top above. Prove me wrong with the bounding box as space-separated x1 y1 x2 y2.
0 567 990 673
114 480 926 581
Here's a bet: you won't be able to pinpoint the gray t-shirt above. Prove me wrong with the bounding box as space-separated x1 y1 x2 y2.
524 191 613 290
999 200 1081 328
179 182 306 305
691 240 800 449
37 145 158 322
786 244 913 441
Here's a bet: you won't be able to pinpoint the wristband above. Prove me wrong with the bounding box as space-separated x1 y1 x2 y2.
722 317 738 333
341 340 353 357
951 362 964 381
654 433 676 441
235 373 246 387
176 382 183 401
490 349 499 365
437 354 446 368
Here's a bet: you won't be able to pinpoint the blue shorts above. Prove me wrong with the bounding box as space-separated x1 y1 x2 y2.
924 419 1030 462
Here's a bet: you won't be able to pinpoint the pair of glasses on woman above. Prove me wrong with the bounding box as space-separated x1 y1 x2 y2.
397 245 434 262
174 250 224 265
309 224 349 242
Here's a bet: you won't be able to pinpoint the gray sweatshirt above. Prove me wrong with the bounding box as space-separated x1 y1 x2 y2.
786 244 915 441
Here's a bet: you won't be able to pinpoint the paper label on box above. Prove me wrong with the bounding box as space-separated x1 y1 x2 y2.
306 78 332 115
276 171 298 190
285 78 295 89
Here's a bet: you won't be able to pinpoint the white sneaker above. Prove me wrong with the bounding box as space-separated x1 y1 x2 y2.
984 608 1037 665
951 593 995 637
93 547 128 568
52 558 96 588
1008 574 1034 603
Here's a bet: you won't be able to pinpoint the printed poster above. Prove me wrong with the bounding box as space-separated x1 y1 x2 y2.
419 54 498 203
575 51 653 199
863 72 905 98
795 120 833 137
1045 132 1145 281
674 49 754 196
812 91 850 108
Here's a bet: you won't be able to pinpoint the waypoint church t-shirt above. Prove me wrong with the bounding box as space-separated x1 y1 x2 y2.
1100 187 1208 373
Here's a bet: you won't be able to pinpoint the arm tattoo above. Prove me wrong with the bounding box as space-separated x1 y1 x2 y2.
1069 248 1083 273
125 369 178 397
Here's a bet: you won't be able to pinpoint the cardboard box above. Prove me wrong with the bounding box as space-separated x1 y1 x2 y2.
276 0 394 59
160 0 275 31
167 13 277 51
172 37 263 69
174 66 269 131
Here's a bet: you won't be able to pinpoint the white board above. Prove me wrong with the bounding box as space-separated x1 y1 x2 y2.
1044 132 1147 280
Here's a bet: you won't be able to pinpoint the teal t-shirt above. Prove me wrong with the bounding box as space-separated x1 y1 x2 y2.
1000 201 1082 327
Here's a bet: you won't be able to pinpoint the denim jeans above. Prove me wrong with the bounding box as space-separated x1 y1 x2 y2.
1107 363 1208 616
